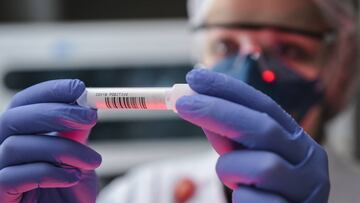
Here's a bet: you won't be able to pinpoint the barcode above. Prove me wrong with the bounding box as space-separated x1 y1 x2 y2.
104 97 147 109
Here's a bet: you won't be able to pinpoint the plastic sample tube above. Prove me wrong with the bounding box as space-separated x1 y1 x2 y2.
76 84 196 112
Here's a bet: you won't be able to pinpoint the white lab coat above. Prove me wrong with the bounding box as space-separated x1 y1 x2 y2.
97 146 360 203
97 150 227 203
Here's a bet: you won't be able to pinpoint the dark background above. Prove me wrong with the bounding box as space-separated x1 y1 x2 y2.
0 0 187 22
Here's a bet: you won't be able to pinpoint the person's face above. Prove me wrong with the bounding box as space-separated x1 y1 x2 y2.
198 0 332 136
200 0 331 81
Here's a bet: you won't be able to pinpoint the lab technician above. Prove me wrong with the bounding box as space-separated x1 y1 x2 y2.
0 0 359 203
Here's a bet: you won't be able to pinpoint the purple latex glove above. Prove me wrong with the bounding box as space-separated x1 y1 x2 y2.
176 69 330 203
0 80 102 203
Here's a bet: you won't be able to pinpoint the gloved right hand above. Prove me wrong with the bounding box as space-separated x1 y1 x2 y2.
0 80 102 203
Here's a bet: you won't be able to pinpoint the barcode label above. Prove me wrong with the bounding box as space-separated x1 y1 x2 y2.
104 97 147 109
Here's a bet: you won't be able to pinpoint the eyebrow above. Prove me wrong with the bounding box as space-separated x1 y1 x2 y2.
192 23 335 40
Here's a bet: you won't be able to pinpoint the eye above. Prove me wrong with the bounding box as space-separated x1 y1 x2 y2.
278 43 312 62
211 38 239 58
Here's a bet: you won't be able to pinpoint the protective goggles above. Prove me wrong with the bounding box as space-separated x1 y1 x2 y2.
193 23 336 82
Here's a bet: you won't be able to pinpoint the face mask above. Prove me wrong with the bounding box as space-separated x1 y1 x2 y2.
212 54 324 122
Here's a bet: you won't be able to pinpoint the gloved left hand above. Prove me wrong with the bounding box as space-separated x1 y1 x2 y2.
0 80 101 203
176 69 330 203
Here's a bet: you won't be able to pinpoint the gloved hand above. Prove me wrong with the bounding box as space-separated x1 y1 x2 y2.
176 69 330 203
0 80 102 203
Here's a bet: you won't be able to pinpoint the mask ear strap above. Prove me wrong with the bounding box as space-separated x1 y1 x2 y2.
296 88 324 123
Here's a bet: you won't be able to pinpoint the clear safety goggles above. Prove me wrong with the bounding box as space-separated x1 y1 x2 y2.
194 23 336 81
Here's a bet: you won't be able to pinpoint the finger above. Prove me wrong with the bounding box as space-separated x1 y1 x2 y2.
0 103 97 144
0 135 102 170
216 151 314 203
0 163 81 201
8 79 85 109
186 68 299 133
177 94 308 164
202 129 244 155
232 187 289 203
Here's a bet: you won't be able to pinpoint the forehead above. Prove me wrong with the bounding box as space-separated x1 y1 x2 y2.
205 0 329 32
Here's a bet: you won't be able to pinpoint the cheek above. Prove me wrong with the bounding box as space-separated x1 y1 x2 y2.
200 38 221 67
200 32 233 67
286 63 323 81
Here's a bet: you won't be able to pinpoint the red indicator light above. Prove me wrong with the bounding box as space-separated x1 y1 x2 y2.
262 70 276 83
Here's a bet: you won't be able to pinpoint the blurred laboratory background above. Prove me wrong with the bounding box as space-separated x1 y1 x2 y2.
0 0 359 188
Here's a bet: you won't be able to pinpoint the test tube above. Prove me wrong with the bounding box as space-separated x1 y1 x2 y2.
76 84 196 112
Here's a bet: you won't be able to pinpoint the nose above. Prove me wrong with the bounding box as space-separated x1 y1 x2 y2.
238 35 263 57
235 35 277 84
